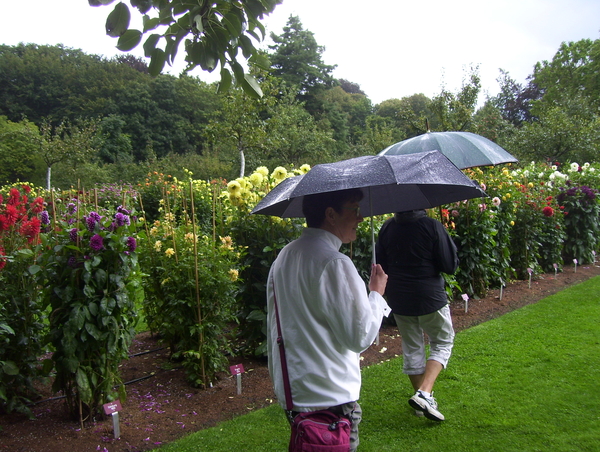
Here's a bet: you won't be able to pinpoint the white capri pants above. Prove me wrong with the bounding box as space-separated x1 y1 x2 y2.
393 304 455 375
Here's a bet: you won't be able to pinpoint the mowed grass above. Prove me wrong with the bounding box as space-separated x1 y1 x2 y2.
158 276 600 452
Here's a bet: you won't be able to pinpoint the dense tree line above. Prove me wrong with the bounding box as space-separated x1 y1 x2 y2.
1 17 599 189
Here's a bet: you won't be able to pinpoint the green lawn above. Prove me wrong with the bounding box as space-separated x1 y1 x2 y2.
158 276 600 451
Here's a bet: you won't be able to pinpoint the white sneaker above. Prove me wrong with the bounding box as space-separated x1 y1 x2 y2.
409 390 445 421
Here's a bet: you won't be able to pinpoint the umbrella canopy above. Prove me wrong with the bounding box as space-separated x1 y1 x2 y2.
251 151 487 218
378 131 518 169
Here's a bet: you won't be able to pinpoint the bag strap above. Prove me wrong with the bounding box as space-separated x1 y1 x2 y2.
272 280 294 412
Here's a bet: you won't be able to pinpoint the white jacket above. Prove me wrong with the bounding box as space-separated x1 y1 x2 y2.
267 227 390 412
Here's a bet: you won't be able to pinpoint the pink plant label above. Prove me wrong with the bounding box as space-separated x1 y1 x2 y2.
461 294 469 301
103 400 122 415
527 268 533 274
553 263 558 269
230 364 245 375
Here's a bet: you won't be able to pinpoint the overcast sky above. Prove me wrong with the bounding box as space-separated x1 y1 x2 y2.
1 0 599 104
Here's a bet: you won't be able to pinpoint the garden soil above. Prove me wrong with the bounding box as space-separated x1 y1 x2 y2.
2 264 600 452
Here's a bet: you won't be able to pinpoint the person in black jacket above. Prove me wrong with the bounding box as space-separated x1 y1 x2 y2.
375 209 458 422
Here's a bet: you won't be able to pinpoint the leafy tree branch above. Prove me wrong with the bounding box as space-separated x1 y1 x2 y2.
91 0 282 98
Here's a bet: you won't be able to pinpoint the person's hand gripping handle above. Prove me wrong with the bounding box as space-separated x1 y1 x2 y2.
369 263 387 296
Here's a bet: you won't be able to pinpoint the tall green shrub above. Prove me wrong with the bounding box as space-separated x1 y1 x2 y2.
478 166 518 287
223 166 305 356
510 190 544 279
538 198 566 272
36 197 142 422
137 178 244 386
0 184 48 416
556 184 600 264
451 198 499 298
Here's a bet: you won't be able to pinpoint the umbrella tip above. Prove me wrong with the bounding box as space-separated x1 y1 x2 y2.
425 118 431 133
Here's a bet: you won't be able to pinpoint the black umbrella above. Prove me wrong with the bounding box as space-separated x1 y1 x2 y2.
251 151 487 264
251 151 487 218
378 131 518 169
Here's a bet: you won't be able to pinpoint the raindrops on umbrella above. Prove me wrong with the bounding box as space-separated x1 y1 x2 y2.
251 150 488 265
251 151 487 218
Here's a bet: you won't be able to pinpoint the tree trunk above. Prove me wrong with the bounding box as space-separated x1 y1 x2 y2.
239 149 245 178
46 166 52 191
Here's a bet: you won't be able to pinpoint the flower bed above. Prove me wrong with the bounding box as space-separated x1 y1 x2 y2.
1 160 599 421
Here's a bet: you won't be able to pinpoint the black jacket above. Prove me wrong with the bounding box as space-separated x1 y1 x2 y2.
375 210 458 316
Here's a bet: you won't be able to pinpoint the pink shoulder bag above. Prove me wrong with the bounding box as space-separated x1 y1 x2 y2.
272 282 351 452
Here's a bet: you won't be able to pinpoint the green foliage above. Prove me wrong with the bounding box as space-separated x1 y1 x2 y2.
268 15 336 101
477 184 515 285
539 209 566 272
490 68 540 127
508 98 600 164
49 161 119 190
204 81 271 178
2 35 600 181
507 39 600 165
454 205 498 296
532 39 600 113
371 67 483 152
510 164 567 272
0 44 224 169
354 115 397 157
446 162 595 295
428 66 481 132
0 117 44 185
484 165 550 279
38 118 100 190
36 197 142 421
150 152 235 182
203 75 336 177
509 193 543 278
262 86 337 168
0 44 107 124
449 195 498 298
471 100 515 144
95 114 134 164
315 85 374 151
375 95 429 140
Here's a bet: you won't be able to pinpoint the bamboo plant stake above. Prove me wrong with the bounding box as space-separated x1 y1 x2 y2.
181 189 188 221
138 195 152 243
189 181 207 387
76 183 82 249
162 186 178 263
216 183 225 239
50 189 57 233
212 183 217 244
78 185 86 428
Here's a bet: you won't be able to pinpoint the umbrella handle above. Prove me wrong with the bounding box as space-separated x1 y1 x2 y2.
370 188 376 266
371 216 375 266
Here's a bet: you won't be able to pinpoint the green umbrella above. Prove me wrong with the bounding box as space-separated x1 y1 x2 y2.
379 131 518 169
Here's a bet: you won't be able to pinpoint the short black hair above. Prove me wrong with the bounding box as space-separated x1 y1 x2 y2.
302 188 363 228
